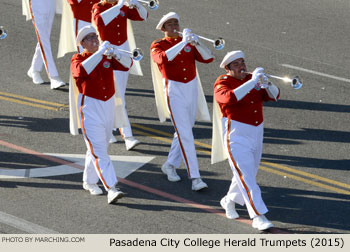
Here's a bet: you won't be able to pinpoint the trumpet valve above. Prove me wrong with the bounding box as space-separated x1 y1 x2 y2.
261 74 269 84
104 47 115 59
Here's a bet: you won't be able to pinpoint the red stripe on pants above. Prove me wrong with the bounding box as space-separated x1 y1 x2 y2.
226 119 260 216
165 79 191 177
80 95 110 190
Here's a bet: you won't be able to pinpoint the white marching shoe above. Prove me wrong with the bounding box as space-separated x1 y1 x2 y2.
109 135 118 143
50 76 66 89
27 68 44 84
107 187 125 204
252 215 274 231
124 137 140 150
83 182 103 195
220 196 239 219
191 178 208 191
161 162 181 182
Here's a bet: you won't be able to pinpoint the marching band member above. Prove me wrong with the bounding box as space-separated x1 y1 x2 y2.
59 0 127 139
22 0 66 89
212 50 280 230
92 0 148 149
150 12 214 191
71 25 133 204
57 0 100 58
68 0 100 40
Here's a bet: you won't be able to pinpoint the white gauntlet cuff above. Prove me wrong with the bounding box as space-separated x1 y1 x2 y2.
101 4 121 26
135 3 148 20
233 79 257 101
266 83 279 100
82 53 103 75
118 54 132 69
165 41 186 61
195 43 214 60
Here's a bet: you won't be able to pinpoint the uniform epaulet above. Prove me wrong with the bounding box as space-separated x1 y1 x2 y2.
220 75 228 80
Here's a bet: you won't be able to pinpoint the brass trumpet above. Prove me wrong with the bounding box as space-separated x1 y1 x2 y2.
131 0 159 10
174 29 225 50
0 26 7 40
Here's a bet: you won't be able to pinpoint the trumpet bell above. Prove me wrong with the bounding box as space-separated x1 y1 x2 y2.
132 48 144 61
0 26 7 40
137 0 159 10
214 38 225 50
149 0 159 10
291 76 302 89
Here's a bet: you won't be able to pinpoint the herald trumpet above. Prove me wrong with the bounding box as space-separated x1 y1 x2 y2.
265 74 303 89
131 0 159 10
243 72 302 89
0 26 7 40
174 30 225 50
119 48 144 61
105 47 144 61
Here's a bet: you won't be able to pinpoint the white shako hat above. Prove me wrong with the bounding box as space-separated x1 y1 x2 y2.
219 50 245 68
156 12 180 30
76 25 97 46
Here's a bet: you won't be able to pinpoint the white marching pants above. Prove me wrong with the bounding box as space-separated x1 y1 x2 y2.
78 94 117 190
223 118 268 218
73 18 90 53
113 41 133 138
29 0 58 77
164 78 200 179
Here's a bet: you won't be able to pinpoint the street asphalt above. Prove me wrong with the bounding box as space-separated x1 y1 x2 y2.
0 0 349 234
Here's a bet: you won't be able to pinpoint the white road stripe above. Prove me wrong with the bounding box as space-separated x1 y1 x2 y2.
0 154 155 179
280 64 350 83
0 211 58 234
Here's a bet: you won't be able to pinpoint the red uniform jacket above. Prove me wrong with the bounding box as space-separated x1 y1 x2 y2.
214 74 280 126
150 37 214 83
71 52 129 101
67 0 99 22
92 2 146 46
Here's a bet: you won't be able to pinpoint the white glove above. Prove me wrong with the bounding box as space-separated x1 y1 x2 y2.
190 34 200 45
233 67 264 101
255 75 269 90
251 67 264 82
97 41 111 55
129 0 140 7
116 0 126 8
182 28 192 43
